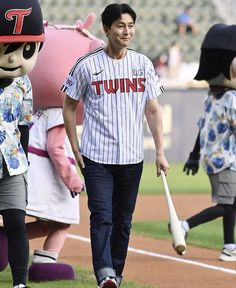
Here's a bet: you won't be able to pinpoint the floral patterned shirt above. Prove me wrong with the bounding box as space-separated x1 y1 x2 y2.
0 76 33 178
198 90 236 175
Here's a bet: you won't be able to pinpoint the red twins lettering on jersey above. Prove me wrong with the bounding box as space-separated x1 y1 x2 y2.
5 8 32 34
92 78 146 95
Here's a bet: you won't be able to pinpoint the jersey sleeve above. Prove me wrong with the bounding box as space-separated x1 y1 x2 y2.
145 57 165 100
61 60 88 101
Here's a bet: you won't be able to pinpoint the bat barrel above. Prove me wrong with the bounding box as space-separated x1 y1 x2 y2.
160 170 187 256
175 245 186 255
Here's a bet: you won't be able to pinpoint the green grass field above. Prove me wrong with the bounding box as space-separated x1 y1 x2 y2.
1 163 221 288
139 162 210 194
1 266 153 288
136 163 224 251
132 219 224 251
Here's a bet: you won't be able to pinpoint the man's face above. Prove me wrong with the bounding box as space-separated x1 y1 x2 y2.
0 42 41 78
103 13 135 49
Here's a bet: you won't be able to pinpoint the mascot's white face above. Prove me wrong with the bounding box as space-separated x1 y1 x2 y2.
230 56 236 81
0 42 41 78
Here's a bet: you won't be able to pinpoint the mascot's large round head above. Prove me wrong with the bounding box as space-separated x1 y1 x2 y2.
28 13 104 124
0 0 45 78
194 23 236 88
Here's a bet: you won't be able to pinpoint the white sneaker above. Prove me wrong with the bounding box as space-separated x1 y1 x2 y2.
99 277 117 288
13 284 26 288
219 248 236 261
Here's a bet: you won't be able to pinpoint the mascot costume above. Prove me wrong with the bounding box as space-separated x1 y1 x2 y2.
181 24 236 260
26 14 103 282
0 0 45 287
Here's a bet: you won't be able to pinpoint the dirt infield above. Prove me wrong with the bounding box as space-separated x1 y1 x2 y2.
29 195 236 288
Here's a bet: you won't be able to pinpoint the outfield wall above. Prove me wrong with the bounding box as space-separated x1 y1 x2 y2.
144 88 208 163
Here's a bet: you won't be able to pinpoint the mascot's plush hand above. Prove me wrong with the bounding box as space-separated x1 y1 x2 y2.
47 126 84 193
183 152 200 175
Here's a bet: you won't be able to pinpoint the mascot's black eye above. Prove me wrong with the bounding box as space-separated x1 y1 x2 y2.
23 43 36 59
5 43 23 54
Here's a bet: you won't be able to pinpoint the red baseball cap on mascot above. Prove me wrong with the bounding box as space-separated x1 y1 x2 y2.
0 0 45 43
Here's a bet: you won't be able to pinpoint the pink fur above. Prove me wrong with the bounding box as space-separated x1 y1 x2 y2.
75 12 96 29
43 225 69 252
47 126 83 193
28 15 104 118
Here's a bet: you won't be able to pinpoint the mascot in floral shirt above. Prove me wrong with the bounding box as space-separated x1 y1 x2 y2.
173 23 236 261
0 1 44 287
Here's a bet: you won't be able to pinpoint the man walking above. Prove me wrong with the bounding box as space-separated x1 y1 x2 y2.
62 3 169 287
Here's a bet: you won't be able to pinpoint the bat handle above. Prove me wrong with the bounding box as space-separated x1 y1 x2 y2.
160 170 169 194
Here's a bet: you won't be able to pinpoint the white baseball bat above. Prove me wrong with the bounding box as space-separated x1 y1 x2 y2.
160 170 186 255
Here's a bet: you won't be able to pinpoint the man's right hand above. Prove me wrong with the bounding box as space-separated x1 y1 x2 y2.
183 152 200 175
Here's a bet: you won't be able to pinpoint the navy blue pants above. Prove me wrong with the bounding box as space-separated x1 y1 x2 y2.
82 156 143 283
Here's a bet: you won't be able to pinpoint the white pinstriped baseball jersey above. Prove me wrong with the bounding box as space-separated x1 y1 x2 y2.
61 47 164 164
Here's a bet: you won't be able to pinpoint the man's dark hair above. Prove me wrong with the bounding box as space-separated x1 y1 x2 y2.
101 3 137 28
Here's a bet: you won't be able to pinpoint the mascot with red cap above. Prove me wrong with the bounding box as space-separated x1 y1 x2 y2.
0 0 45 287
175 24 236 261
24 14 103 282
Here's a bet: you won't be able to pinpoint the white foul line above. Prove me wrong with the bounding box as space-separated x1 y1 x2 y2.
67 233 236 276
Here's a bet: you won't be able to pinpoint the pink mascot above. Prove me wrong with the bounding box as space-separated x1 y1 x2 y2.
26 13 104 282
0 12 104 282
